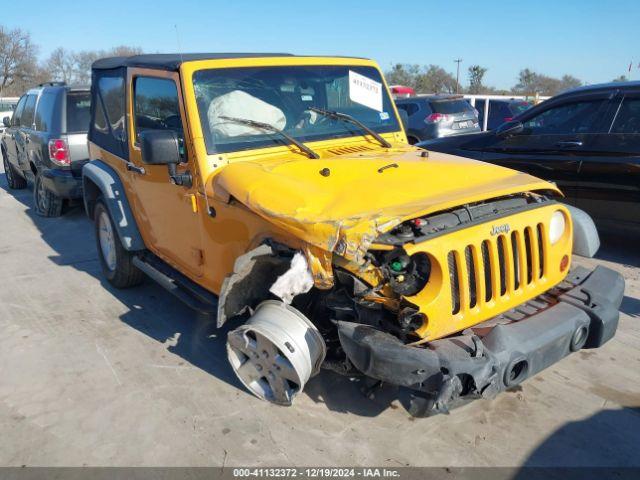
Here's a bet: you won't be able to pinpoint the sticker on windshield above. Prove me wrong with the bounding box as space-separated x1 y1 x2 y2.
349 70 383 112
379 111 390 120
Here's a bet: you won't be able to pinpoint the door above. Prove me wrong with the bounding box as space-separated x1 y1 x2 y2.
3 95 26 168
127 70 204 278
574 92 640 230
16 94 38 178
480 93 612 205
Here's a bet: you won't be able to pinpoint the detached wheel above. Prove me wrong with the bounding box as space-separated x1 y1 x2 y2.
33 172 63 217
227 301 326 406
2 153 27 189
94 199 144 288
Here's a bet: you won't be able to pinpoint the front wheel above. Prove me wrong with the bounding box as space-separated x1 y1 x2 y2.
33 172 63 217
94 200 144 288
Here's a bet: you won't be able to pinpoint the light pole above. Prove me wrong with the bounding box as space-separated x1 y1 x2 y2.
454 58 462 94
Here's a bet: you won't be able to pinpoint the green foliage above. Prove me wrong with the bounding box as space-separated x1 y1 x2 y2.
468 65 488 94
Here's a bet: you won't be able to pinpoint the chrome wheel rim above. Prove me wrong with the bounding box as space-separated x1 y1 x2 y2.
227 328 301 405
98 211 117 271
227 301 326 406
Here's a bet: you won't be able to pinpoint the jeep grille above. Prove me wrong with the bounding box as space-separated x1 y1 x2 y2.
448 223 546 314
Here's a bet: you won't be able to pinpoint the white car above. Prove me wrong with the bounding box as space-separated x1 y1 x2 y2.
0 98 19 135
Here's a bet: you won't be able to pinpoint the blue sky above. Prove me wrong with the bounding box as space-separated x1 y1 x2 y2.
4 0 639 89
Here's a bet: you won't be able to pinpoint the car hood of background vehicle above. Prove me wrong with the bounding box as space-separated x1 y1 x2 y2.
213 148 559 263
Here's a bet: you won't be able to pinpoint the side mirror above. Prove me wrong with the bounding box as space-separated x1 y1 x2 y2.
139 129 192 187
2 117 10 128
139 129 181 165
496 120 524 138
397 109 409 130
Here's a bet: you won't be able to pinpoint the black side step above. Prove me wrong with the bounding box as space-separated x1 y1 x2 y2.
132 254 218 314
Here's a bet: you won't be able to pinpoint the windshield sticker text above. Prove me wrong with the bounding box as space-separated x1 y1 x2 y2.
349 70 383 112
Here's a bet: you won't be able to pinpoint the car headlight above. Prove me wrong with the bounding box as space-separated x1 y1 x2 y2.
549 210 567 245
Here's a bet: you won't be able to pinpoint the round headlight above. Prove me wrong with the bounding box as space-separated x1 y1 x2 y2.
549 210 566 245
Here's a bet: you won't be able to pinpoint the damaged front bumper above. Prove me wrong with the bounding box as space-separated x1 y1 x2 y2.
337 265 624 415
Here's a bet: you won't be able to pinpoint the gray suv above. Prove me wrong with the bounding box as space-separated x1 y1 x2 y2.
395 95 480 144
1 82 91 216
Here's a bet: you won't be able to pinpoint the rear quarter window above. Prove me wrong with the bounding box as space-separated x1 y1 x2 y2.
66 92 91 133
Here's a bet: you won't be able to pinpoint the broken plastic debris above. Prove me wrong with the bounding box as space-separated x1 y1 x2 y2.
269 252 314 304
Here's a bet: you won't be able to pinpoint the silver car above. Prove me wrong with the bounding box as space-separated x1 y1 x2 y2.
395 95 480 144
1 82 90 217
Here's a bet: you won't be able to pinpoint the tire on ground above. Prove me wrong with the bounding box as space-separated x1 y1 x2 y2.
33 172 63 217
2 153 27 189
94 199 144 288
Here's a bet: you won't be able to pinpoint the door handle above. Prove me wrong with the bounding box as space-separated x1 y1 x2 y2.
555 141 583 148
126 163 146 175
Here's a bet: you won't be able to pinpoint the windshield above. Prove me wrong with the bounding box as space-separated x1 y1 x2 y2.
193 65 400 155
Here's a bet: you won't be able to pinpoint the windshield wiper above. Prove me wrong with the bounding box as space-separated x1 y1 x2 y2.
219 116 319 159
308 107 392 148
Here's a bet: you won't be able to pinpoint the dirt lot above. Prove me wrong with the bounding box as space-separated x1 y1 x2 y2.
0 162 639 468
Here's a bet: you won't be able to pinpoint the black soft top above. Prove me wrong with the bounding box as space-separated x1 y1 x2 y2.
92 53 294 71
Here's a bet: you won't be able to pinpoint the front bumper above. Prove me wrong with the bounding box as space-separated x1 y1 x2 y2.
337 265 624 415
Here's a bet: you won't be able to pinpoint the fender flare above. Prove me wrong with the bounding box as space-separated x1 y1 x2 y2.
82 160 145 251
564 204 600 258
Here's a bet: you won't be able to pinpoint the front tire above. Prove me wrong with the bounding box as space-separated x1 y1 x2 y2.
2 153 27 189
94 200 144 288
33 172 63 217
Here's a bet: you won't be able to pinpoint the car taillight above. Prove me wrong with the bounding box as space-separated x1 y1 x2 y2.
425 113 450 124
504 117 513 122
48 139 70 166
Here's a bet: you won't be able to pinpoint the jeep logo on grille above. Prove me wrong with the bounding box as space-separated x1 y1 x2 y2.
491 224 511 236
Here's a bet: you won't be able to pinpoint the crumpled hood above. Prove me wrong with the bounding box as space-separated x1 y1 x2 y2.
213 148 560 263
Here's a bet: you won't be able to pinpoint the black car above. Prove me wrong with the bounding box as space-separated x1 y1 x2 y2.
395 95 480 144
474 98 532 130
1 82 91 217
418 81 640 235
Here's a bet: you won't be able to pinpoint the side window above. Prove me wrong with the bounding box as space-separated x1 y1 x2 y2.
133 76 183 140
89 69 129 160
11 96 27 126
396 103 419 116
35 92 58 132
98 76 126 138
523 100 606 135
21 95 37 128
610 97 640 134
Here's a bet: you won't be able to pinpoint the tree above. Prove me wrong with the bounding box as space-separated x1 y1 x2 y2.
612 75 628 82
467 65 488 94
0 26 39 96
385 63 421 88
422 65 458 93
43 45 143 85
514 68 536 95
45 47 75 83
513 68 582 96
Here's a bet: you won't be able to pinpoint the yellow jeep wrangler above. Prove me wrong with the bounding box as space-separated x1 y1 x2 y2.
82 53 624 416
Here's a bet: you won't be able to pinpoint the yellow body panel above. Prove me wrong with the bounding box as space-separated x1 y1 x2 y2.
90 54 571 341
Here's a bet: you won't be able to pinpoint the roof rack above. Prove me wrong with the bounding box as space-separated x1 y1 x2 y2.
37 81 67 87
